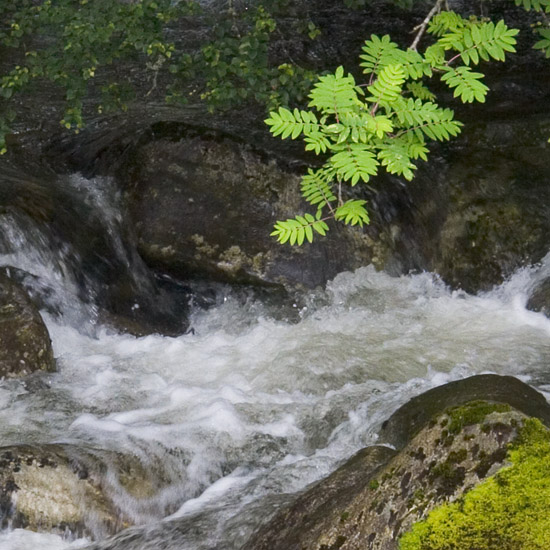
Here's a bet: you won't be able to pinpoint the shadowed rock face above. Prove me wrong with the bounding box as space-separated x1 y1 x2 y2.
123 133 381 290
1 1 548 296
241 375 550 550
0 271 55 378
527 277 550 318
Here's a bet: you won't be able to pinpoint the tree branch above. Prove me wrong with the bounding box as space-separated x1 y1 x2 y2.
410 0 445 51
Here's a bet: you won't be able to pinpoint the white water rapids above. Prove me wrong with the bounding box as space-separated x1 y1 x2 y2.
0 254 549 549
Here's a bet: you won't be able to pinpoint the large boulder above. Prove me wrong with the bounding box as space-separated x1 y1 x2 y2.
122 131 382 289
368 116 550 293
0 270 55 377
242 375 550 550
378 374 550 449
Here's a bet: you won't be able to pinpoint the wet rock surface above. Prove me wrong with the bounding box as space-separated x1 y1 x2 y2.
379 373 550 449
123 132 378 289
364 116 550 293
527 276 550 317
0 270 55 377
242 375 550 550
0 445 126 539
0 163 190 337
1 2 548 296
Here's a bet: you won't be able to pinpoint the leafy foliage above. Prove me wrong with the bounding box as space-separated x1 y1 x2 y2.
0 0 320 152
271 213 329 245
534 29 550 57
267 13 519 244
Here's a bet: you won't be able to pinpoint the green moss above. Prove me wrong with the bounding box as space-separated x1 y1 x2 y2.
448 449 468 464
368 479 380 490
399 418 550 550
446 401 512 435
340 511 350 523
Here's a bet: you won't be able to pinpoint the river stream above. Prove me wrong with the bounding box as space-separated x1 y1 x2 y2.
0 176 549 550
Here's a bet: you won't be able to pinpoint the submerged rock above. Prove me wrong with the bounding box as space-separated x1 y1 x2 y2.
243 375 550 550
527 277 550 317
0 270 55 377
0 445 127 539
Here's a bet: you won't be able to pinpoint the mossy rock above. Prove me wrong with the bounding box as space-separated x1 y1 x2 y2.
0 270 55 377
243 375 550 550
379 374 550 450
245 405 528 550
399 417 550 550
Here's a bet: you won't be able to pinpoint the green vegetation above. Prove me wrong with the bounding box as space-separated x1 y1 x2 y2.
399 417 550 550
1 0 549 240
267 11 528 245
0 0 319 153
446 401 512 435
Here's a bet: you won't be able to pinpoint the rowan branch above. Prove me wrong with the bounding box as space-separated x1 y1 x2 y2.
410 0 445 51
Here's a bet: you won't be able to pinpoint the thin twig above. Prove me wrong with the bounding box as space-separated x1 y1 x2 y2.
410 0 445 51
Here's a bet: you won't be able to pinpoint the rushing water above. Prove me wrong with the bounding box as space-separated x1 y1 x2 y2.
0 176 549 549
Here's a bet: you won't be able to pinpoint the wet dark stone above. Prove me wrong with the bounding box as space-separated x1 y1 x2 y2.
122 133 376 290
0 270 55 378
380 374 550 450
240 446 396 550
527 277 550 317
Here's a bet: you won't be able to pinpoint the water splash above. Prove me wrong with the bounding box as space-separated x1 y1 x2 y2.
0 260 549 549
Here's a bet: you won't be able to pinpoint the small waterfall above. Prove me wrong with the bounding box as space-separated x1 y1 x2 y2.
0 167 189 335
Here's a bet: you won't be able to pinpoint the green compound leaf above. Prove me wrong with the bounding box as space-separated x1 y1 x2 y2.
271 213 329 245
428 11 468 37
437 20 518 65
334 199 370 227
406 81 436 101
264 106 319 139
533 28 550 58
514 0 550 12
361 35 432 79
308 66 360 114
377 140 418 181
300 168 337 207
441 66 489 103
331 144 379 185
366 63 406 105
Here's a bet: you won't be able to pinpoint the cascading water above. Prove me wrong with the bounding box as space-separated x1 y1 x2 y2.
0 170 549 550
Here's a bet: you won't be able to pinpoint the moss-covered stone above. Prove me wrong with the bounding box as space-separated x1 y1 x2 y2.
446 401 512 435
399 418 550 550
243 376 550 550
379 375 550 450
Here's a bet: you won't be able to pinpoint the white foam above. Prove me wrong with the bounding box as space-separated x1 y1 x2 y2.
0 529 89 550
1 263 550 548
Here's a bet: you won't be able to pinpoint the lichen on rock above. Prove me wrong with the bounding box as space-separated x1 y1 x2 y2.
0 445 128 539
